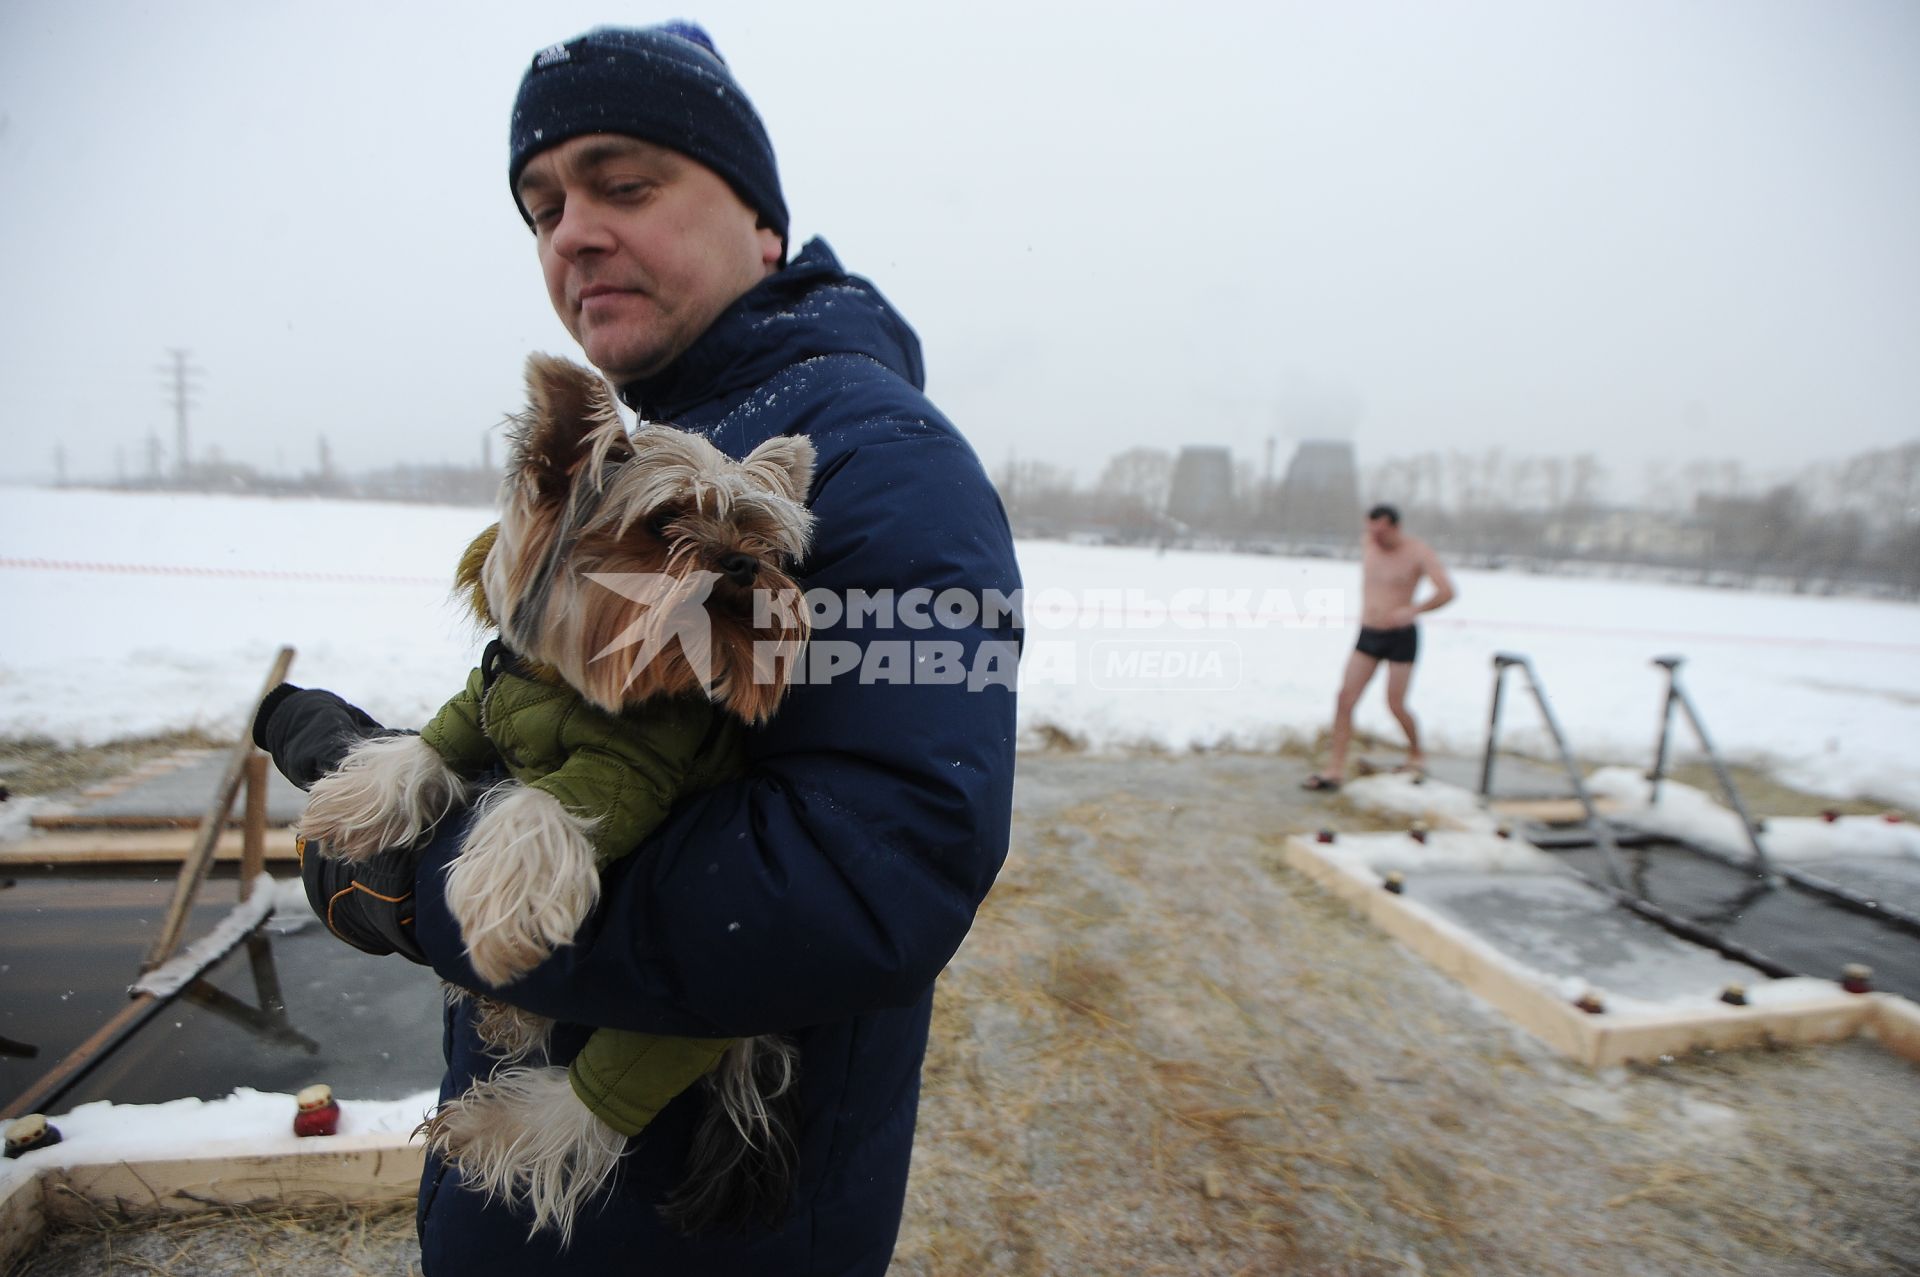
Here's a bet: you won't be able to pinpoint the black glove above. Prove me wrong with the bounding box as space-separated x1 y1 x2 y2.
297 834 429 964
258 683 432 962
252 683 405 791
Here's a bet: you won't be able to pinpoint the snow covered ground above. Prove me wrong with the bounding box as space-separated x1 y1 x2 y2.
0 1084 433 1199
4 485 1919 804
7 486 1917 1227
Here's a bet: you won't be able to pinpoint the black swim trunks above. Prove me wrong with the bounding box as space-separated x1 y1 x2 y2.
1355 624 1418 663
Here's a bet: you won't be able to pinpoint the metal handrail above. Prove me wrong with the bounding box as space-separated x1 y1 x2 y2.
1648 656 1920 934
1649 655 1774 879
1480 651 1633 892
1477 651 1920 980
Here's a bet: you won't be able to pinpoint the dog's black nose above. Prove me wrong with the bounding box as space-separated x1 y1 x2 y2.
719 552 759 587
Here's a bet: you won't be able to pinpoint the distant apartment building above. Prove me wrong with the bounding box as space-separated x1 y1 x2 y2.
1269 439 1361 546
1166 446 1236 528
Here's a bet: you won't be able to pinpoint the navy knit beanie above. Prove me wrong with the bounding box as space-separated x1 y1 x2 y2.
508 22 788 244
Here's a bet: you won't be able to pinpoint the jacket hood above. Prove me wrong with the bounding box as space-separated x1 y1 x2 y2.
618 237 925 421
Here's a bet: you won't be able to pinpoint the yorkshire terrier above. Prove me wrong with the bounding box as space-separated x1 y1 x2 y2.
298 353 814 1242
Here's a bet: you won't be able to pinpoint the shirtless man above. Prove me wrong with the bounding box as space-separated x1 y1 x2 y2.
1304 504 1456 790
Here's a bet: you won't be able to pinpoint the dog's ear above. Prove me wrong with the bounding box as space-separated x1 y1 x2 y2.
739 435 816 504
617 426 725 518
511 354 632 503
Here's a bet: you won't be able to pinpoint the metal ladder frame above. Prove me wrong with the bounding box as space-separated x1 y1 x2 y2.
1648 655 1773 878
1477 650 1819 975
1479 651 1633 892
1648 655 1920 935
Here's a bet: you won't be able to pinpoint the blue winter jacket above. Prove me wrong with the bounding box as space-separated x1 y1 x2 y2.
410 239 1022 1275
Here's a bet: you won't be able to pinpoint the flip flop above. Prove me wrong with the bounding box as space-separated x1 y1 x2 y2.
1301 774 1341 792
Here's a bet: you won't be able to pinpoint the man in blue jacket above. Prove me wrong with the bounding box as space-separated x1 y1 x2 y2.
261 22 1019 1274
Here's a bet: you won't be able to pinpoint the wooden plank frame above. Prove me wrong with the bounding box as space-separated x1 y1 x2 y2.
0 827 301 868
1281 835 1918 1069
144 646 296 971
1485 796 1622 825
0 1170 43 1271
240 754 269 901
31 814 257 831
0 1134 422 1268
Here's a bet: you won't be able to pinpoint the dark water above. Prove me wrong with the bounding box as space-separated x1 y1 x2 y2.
1 867 446 1112
1558 842 1920 1002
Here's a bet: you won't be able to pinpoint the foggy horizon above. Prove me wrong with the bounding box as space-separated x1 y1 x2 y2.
3 1 1916 492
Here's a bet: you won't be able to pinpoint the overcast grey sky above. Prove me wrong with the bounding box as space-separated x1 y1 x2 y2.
2 0 1915 493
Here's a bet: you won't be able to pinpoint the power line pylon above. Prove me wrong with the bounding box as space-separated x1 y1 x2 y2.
158 348 206 480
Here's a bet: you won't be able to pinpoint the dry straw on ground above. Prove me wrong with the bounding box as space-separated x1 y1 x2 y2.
10 1197 419 1277
9 749 1918 1276
892 752 1920 1277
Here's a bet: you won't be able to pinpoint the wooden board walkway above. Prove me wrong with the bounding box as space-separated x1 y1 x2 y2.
0 827 300 868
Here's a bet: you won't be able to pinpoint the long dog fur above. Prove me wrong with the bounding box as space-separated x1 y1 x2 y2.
660 1036 801 1234
300 734 468 861
421 1036 802 1242
444 782 602 987
420 1064 628 1248
443 985 556 1062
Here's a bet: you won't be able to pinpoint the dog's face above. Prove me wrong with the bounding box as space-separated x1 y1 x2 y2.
483 354 814 723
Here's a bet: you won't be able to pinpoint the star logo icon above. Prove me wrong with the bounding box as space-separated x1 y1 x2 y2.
583 569 723 692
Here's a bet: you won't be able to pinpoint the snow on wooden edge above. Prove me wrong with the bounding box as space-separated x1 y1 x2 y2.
130 875 306 998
